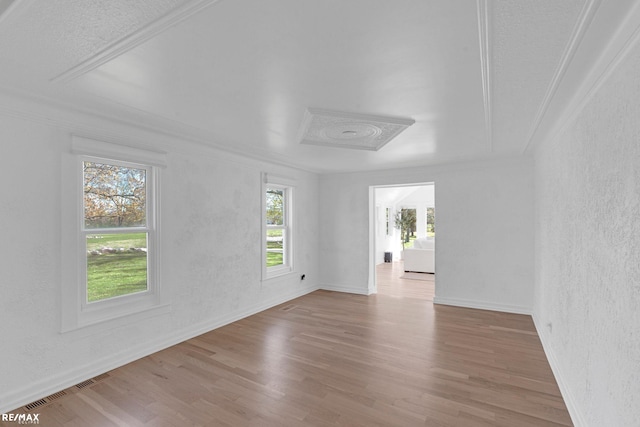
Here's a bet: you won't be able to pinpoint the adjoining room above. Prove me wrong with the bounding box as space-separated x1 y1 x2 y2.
374 184 435 301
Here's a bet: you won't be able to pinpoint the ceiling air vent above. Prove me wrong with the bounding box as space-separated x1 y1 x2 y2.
299 108 414 151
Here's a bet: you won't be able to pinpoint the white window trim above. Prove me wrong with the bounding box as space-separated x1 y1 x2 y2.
61 136 169 332
262 173 295 281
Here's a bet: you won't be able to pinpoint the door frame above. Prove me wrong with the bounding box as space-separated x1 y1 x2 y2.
368 182 435 294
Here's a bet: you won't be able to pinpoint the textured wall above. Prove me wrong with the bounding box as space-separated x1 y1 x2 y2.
0 112 319 412
533 40 640 426
0 0 189 78
491 0 585 152
319 157 534 313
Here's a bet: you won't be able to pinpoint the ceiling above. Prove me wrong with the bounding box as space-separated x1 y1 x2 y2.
376 185 435 208
0 0 636 173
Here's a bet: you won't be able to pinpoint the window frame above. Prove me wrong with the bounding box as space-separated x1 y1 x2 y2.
262 173 294 280
426 206 436 237
61 136 168 332
80 157 156 308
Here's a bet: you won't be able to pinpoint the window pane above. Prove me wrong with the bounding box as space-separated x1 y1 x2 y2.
386 207 390 235
86 233 148 302
426 207 435 237
266 187 284 226
266 229 284 267
84 162 146 229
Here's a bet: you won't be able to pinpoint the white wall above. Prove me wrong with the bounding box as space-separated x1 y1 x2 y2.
533 39 640 427
319 157 535 314
0 109 320 412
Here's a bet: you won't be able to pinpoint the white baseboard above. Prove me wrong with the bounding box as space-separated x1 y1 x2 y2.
0 284 319 414
532 313 584 427
319 283 372 295
433 296 532 315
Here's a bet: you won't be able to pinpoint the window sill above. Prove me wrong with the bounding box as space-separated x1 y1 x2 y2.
262 269 297 284
61 303 171 336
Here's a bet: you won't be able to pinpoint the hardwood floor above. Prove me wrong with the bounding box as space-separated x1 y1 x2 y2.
376 260 435 301
6 263 572 426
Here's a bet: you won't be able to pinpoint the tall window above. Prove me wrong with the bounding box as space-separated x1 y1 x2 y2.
385 207 391 236
83 160 152 303
61 136 167 332
263 174 294 279
426 206 436 237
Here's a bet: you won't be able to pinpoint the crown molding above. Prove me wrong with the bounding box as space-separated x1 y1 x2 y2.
51 0 224 84
476 0 493 152
0 0 33 25
526 0 640 153
548 0 640 143
1 87 528 176
0 86 324 174
522 0 601 152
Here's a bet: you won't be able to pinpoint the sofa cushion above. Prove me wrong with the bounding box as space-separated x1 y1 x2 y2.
412 237 434 249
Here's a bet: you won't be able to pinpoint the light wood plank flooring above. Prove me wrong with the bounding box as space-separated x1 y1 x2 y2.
376 260 435 301
6 263 571 426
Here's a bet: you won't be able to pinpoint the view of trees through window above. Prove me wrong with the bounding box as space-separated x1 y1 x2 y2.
395 208 417 249
84 162 146 228
427 207 435 236
266 187 285 267
83 161 148 302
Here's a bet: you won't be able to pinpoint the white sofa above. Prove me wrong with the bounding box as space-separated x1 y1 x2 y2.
403 237 435 273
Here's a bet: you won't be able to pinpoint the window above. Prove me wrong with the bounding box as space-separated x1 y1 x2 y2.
426 206 436 237
61 136 168 331
385 207 391 236
83 160 152 303
262 174 294 279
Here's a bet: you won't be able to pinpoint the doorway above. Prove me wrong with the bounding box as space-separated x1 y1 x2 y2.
369 183 435 298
